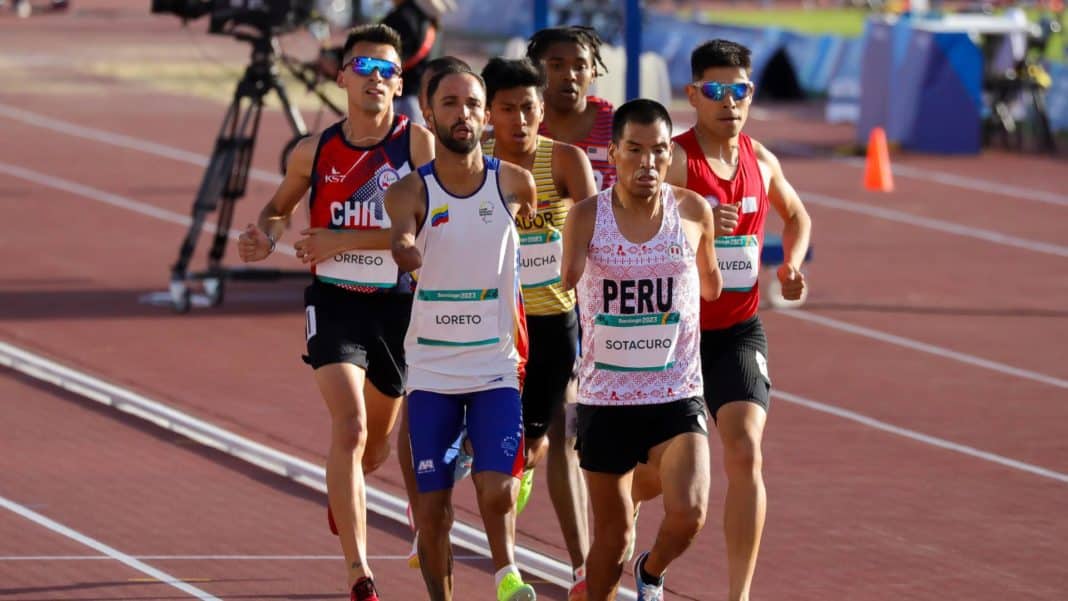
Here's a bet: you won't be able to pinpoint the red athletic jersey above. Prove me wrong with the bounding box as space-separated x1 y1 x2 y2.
308 116 413 293
674 129 769 331
539 95 616 190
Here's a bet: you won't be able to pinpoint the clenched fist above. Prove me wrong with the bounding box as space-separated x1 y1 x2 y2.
237 223 273 263
776 263 806 301
293 228 343 265
713 202 740 236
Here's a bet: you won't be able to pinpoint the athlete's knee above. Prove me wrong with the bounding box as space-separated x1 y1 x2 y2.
664 502 706 540
722 431 763 477
591 514 631 558
331 416 369 454
415 498 453 537
525 435 549 467
361 439 391 474
476 478 516 516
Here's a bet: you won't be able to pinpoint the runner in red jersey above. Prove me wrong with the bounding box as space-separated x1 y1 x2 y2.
237 24 434 601
653 39 812 601
527 26 617 191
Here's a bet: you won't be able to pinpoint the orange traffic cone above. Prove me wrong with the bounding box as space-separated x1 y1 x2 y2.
863 126 894 192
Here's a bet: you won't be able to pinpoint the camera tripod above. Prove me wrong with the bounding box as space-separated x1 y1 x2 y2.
167 32 341 312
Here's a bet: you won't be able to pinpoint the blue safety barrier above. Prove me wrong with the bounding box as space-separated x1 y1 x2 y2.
891 29 982 153
761 234 813 267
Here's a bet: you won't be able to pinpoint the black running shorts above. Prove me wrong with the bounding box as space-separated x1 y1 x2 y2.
521 310 579 440
700 316 771 420
575 397 708 474
302 280 412 398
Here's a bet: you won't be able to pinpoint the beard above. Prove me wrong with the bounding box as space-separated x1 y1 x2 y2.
433 119 480 154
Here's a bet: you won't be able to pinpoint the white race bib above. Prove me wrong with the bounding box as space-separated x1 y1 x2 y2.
316 250 398 288
716 235 760 292
415 288 500 347
519 230 563 289
593 312 680 372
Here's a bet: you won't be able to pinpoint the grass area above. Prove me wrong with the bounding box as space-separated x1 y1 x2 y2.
695 7 1066 63
698 7 869 36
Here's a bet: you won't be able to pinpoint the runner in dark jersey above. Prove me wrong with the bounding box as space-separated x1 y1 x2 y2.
237 24 434 601
527 26 617 191
636 39 813 601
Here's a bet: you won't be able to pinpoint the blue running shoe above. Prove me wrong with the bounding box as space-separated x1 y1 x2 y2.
633 552 664 601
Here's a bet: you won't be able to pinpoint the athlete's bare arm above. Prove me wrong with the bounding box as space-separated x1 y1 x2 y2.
290 124 438 265
498 161 537 221
560 195 597 291
237 134 318 262
409 122 436 168
551 141 598 208
386 172 428 273
674 186 722 301
753 140 811 300
665 141 690 188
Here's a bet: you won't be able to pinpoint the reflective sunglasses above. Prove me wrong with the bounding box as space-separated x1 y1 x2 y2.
350 56 401 79
697 81 753 102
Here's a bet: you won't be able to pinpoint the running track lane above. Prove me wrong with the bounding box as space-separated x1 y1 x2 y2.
0 367 569 600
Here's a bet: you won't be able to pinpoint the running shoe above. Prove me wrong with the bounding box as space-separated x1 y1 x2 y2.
350 576 379 601
496 572 536 601
633 552 664 601
515 468 535 515
567 578 587 601
407 530 420 569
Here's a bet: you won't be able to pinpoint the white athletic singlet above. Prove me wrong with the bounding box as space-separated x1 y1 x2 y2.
576 185 702 406
404 157 528 394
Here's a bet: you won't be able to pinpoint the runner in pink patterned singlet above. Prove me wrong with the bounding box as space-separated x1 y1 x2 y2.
561 99 721 601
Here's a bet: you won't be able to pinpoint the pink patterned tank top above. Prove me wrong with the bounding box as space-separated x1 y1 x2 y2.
576 185 703 406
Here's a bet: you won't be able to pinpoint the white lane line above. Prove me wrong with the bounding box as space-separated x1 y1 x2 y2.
836 155 1068 209
0 103 283 185
0 496 222 601
3 103 1065 254
773 390 1068 484
0 555 484 561
0 342 628 599
803 191 1068 258
3 160 1064 391
0 162 297 256
766 139 1068 209
774 310 1068 390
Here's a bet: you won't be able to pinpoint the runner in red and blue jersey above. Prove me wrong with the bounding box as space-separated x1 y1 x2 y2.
237 24 434 601
528 26 617 192
655 39 812 601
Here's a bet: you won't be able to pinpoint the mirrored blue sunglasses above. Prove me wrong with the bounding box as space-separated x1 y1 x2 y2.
698 81 753 102
351 56 401 79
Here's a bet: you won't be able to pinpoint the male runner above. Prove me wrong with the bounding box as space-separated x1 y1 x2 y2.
396 55 474 571
481 56 598 601
561 99 721 601
237 24 433 601
527 26 617 190
661 39 813 601
386 65 539 601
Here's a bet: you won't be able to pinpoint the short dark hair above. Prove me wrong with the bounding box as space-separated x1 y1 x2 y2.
611 99 672 143
425 56 471 78
691 39 751 80
426 65 486 105
342 24 402 61
481 57 545 105
526 26 608 76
